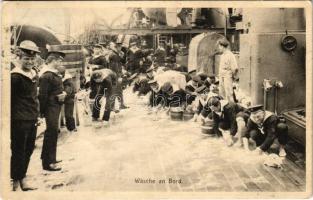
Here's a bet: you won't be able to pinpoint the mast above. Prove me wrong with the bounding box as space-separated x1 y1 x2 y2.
64 10 71 44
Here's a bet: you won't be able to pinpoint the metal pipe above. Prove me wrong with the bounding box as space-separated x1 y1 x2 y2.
263 79 273 110
12 25 17 49
264 87 267 110
274 81 283 114
274 85 278 114
224 15 227 36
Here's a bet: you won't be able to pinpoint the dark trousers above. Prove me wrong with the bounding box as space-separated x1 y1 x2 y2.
92 95 114 121
112 83 125 106
186 94 196 105
11 120 37 180
41 105 61 166
64 102 76 131
249 122 288 151
212 113 225 136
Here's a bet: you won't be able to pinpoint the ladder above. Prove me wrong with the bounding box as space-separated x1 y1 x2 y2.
157 35 168 47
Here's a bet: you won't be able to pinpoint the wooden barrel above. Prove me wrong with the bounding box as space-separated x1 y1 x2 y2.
201 119 214 135
183 112 194 121
201 125 214 135
170 110 183 121
49 44 85 91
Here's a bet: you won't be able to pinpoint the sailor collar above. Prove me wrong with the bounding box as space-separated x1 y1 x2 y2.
62 73 72 82
129 46 140 53
11 66 37 81
250 110 274 125
220 100 229 112
92 54 103 59
200 92 218 105
213 99 228 117
43 67 59 75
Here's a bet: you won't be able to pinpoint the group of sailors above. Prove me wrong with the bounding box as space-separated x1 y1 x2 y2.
10 40 78 191
126 38 288 159
10 36 288 192
9 36 172 191
81 37 181 126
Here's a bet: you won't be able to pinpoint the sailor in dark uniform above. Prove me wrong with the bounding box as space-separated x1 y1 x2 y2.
148 80 168 108
89 68 117 125
88 44 108 70
132 65 155 96
59 66 77 132
126 42 144 74
38 50 66 171
244 105 288 157
184 69 197 83
153 42 166 67
185 74 202 105
11 41 40 191
108 41 128 109
140 42 154 73
208 97 250 146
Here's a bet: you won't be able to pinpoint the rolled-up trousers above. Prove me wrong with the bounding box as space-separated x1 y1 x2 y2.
11 120 37 180
41 105 61 166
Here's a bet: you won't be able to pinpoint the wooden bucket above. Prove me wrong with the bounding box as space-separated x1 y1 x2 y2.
201 125 214 135
170 110 183 121
201 119 214 135
183 112 194 121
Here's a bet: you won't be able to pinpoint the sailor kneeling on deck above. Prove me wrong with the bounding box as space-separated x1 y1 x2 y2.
243 105 288 157
207 97 250 147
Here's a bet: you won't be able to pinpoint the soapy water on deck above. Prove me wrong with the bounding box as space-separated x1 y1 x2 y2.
26 88 283 191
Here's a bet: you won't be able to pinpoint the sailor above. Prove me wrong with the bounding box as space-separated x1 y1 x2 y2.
132 65 155 96
244 105 288 157
168 84 187 109
108 41 128 109
146 66 156 80
185 74 202 104
148 79 167 108
89 44 108 70
59 66 77 132
168 44 179 64
133 74 151 96
216 38 238 102
89 68 117 126
11 40 40 191
185 69 197 83
207 97 250 147
140 43 154 73
39 49 66 171
153 42 166 67
126 41 144 74
193 85 218 122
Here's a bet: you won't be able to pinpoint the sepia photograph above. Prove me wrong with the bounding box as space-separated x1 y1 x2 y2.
0 1 312 199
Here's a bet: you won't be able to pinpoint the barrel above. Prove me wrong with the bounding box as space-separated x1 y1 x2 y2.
201 119 215 135
49 44 85 91
170 109 183 121
183 111 194 121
